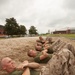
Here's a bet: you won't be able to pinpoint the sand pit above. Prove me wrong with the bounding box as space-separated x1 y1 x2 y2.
0 37 75 75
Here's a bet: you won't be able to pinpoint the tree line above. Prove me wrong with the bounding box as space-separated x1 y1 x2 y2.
4 17 38 36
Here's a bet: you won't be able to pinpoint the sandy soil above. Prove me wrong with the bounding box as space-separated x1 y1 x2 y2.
0 36 75 75
0 37 39 62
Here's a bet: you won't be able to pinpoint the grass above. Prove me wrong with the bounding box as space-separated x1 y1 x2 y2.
42 34 75 39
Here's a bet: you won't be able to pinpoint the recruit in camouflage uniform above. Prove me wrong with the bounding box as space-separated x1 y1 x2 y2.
41 44 75 75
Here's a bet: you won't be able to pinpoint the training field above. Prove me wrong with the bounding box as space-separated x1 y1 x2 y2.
0 36 75 75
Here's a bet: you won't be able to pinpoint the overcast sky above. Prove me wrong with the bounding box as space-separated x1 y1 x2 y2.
0 0 75 33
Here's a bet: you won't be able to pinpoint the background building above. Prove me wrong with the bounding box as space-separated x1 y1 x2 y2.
0 25 4 35
53 27 75 34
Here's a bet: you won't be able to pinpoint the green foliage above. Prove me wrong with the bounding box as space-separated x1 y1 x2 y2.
4 17 27 36
4 17 19 36
29 26 38 35
19 25 27 35
4 17 39 36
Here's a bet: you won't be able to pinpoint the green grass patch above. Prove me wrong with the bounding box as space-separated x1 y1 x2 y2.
42 34 75 39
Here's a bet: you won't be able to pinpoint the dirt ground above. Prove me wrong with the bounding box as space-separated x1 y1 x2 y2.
0 36 75 75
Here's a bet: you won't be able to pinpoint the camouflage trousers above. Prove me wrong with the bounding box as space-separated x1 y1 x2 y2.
41 49 75 75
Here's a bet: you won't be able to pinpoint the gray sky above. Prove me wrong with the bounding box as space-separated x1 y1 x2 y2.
0 0 75 33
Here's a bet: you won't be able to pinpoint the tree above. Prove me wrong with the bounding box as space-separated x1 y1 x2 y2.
29 26 38 35
4 17 19 36
19 25 27 35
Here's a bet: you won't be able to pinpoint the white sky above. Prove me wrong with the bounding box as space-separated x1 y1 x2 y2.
0 0 75 33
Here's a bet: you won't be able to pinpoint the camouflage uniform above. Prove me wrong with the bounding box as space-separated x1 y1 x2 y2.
41 49 75 75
